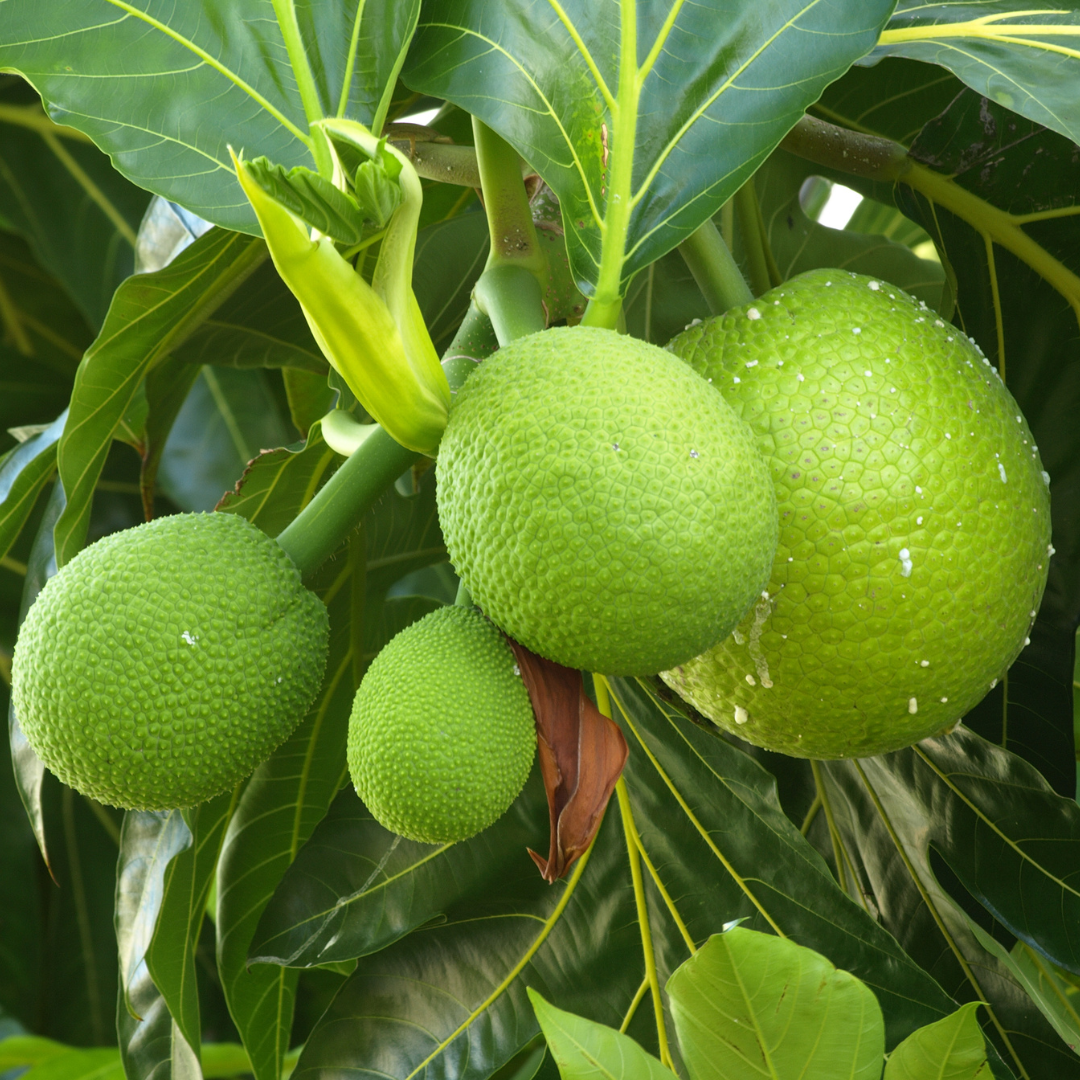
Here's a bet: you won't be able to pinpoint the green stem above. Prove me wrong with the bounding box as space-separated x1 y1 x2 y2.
471 119 548 345
276 427 418 580
270 0 332 175
581 2 639 331
678 217 753 315
734 182 778 297
473 265 546 345
454 580 472 607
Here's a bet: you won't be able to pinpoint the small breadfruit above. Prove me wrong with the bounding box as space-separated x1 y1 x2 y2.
347 605 536 843
436 325 778 676
662 269 1052 758
11 512 329 809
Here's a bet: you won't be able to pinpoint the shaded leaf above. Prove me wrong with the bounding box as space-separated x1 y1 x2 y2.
884 1002 989 1080
757 149 946 309
52 228 267 565
215 419 338 538
155 367 296 513
508 648 626 883
146 794 237 1056
0 1 422 233
876 3 1080 146
965 921 1080 1057
405 0 895 295
0 412 64 562
528 989 676 1080
0 77 150 328
667 927 885 1080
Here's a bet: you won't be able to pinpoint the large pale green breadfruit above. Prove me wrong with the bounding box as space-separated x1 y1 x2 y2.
11 512 329 809
663 269 1052 758
436 325 778 676
347 605 536 843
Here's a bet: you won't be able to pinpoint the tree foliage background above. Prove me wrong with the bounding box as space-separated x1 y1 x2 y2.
1 2 1079 1079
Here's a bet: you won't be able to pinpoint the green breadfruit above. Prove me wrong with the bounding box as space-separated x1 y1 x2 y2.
435 325 779 676
663 269 1052 758
348 605 536 844
11 512 329 809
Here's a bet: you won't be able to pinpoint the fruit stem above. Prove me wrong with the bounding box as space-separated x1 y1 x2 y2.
276 428 419 580
453 580 472 607
734 181 780 296
678 217 753 314
471 119 549 345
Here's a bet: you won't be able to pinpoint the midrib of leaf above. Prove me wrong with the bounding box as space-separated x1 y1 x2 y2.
880 18 1080 59
337 0 368 118
853 760 1030 1080
401 840 597 1080
103 0 310 145
611 683 785 936
911 744 1080 899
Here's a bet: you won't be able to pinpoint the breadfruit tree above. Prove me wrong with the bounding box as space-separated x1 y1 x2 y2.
0 3 1079 1079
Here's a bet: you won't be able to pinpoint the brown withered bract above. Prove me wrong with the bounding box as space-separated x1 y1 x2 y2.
507 640 628 882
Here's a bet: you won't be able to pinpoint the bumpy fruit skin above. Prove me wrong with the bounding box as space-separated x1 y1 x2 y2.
11 512 329 809
347 606 536 843
436 326 778 676
662 270 1052 758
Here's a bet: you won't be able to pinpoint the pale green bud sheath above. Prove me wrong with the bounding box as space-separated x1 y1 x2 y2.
231 147 448 455
316 119 450 428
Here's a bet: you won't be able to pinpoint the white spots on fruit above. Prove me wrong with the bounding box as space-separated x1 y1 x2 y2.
908 697 918 714
915 485 923 494
747 307 762 320
773 299 781 305
852 327 862 334
898 548 913 577
1016 415 1022 422
941 697 949 704
998 463 1007 483
733 376 741 384
1025 636 1031 646
864 370 872 377
612 443 620 451
868 280 880 291
916 516 924 525
1048 543 1056 555
945 432 951 439
920 659 929 667
684 318 702 330
1042 471 1051 486
181 631 198 646
513 664 521 677
690 449 700 459
746 359 759 367
797 373 805 381
746 674 756 685
734 706 749 725
746 594 774 689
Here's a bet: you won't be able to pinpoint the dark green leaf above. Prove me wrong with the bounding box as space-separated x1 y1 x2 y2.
529 989 676 1080
115 810 200 1080
146 794 237 1056
405 0 895 295
667 928 885 1080
757 150 946 309
883 1002 989 1080
609 677 958 1052
875 3 1080 146
52 229 266 564
0 77 150 328
819 751 1076 1078
215 419 338 539
171 259 325 373
0 413 64 563
155 367 296 514
0 1 423 233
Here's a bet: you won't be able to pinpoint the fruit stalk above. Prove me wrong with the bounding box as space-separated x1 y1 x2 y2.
678 217 753 314
734 182 781 295
471 119 548 344
275 427 419 580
